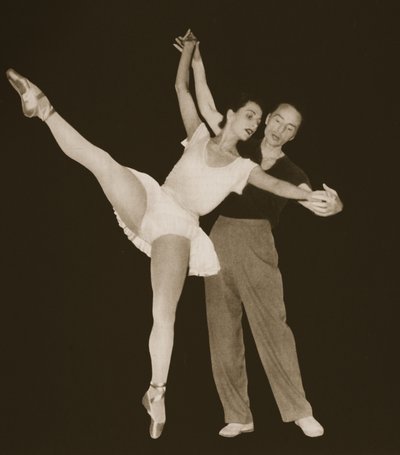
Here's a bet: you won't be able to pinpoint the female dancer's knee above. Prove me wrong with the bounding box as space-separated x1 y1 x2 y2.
152 298 177 328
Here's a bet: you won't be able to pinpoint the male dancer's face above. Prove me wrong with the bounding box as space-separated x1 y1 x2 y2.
263 104 302 148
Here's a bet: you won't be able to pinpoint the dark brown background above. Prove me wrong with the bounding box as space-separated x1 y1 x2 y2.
1 0 398 454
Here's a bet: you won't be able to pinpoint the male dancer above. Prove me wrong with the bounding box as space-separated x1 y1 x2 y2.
174 35 343 438
205 102 342 438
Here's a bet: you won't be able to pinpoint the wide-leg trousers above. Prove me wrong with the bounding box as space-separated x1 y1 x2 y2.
204 216 313 423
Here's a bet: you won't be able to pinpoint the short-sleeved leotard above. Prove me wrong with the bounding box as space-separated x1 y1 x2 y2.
115 123 258 276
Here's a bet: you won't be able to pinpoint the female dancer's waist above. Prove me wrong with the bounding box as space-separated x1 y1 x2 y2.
161 185 199 222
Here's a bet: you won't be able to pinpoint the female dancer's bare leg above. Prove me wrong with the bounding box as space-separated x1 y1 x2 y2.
45 113 147 233
143 234 190 438
7 68 147 232
150 235 190 383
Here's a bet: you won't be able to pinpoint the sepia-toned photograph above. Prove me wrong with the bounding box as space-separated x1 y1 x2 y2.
1 1 398 454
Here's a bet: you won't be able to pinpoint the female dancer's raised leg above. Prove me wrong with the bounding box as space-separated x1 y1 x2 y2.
143 234 190 438
45 113 147 232
7 68 147 233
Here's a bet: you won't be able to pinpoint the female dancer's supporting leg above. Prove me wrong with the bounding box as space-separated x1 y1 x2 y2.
7 68 190 438
144 234 190 438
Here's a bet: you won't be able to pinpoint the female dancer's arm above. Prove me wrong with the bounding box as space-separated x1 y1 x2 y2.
175 32 202 140
174 32 223 135
248 166 327 202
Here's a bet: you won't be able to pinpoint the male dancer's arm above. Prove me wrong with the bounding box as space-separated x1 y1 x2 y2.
190 43 223 134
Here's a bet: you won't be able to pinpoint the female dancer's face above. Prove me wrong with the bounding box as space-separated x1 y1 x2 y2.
228 101 262 141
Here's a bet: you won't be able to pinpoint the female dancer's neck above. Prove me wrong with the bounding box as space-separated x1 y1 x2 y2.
212 130 239 155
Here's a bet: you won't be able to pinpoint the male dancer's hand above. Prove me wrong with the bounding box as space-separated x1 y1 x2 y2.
307 184 343 217
173 29 198 51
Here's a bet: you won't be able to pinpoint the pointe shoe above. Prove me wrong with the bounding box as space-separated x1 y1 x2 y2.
295 416 324 437
142 382 166 439
219 422 254 438
6 68 54 121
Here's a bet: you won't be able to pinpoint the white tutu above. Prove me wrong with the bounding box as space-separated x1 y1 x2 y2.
114 168 220 277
